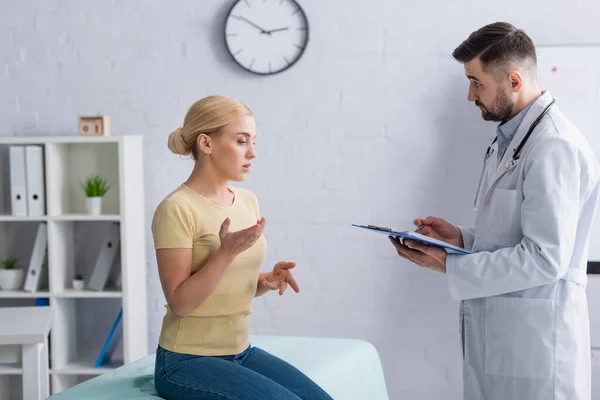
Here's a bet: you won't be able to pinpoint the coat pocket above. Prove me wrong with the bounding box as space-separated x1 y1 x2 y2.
484 296 555 380
483 188 523 247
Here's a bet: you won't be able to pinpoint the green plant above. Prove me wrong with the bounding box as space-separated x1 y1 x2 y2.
74 274 84 281
1 258 18 269
81 175 111 197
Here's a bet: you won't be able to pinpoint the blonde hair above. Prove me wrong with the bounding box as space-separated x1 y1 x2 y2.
168 96 253 159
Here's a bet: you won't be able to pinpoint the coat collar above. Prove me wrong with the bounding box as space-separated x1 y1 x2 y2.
482 90 555 201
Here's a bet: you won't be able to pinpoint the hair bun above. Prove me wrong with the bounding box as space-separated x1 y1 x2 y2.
167 127 191 156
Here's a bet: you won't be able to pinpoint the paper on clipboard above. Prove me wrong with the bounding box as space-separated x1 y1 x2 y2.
352 224 471 255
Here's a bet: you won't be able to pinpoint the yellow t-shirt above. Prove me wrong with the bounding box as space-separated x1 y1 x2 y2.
151 184 267 356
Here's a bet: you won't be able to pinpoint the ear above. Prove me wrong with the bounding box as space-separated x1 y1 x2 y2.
508 70 524 93
196 133 213 155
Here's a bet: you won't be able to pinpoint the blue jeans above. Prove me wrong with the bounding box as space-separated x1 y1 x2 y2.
154 345 333 400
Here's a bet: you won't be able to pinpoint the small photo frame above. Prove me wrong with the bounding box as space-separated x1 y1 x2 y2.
79 116 110 136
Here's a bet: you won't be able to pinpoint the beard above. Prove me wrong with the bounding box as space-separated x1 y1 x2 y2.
476 88 514 122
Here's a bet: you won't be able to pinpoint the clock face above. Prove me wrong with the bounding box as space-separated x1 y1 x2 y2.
224 0 309 75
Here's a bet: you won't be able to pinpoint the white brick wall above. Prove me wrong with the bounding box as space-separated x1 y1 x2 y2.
2 1 600 398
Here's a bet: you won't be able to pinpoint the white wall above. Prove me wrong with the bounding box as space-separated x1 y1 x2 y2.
2 1 600 398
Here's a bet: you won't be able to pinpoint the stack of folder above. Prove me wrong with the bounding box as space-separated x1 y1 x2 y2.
9 145 46 216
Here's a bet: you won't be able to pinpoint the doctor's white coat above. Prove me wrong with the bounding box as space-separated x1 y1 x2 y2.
446 91 600 400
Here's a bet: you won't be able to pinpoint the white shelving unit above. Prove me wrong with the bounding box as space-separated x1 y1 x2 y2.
0 135 148 398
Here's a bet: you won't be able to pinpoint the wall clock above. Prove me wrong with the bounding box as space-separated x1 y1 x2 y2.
224 0 309 75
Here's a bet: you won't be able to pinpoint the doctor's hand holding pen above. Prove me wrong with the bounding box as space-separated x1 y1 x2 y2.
412 216 464 248
388 216 464 273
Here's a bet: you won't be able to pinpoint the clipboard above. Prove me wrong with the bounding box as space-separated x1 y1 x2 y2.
352 224 471 255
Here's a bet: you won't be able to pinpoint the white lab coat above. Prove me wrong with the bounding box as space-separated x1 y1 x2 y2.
446 90 600 400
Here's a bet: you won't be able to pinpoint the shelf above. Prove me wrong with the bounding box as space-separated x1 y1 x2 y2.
0 135 148 395
0 215 48 222
0 289 121 298
0 136 124 145
0 290 50 299
51 359 123 375
0 364 22 375
46 142 120 216
51 214 121 222
53 289 122 298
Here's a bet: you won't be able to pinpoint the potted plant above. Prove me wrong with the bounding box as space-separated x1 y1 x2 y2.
81 175 110 215
72 273 85 290
0 258 25 291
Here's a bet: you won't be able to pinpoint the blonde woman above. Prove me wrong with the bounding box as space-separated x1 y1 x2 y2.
151 96 332 400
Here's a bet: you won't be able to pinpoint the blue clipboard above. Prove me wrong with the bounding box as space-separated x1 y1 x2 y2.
352 224 471 255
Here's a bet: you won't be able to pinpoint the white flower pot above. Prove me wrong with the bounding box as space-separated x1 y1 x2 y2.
86 196 103 215
72 279 85 290
0 268 26 291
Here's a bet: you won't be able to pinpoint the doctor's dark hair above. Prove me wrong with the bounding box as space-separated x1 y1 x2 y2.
452 22 537 79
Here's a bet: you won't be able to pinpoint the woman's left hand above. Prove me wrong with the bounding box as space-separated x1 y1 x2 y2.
259 262 300 295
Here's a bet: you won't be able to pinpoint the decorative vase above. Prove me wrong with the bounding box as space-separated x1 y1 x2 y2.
0 268 26 290
72 279 85 290
86 196 103 215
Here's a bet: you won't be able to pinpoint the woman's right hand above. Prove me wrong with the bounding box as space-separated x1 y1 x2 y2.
413 216 464 248
218 217 266 257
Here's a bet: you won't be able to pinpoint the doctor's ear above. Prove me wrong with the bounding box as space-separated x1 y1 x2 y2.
508 71 524 93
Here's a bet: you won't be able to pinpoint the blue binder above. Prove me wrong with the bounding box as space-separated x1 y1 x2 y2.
352 224 471 255
94 308 123 367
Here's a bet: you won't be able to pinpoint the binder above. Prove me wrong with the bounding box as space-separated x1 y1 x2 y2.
87 223 121 291
0 147 6 214
23 223 48 292
108 245 122 290
352 224 472 255
25 145 45 216
9 146 28 216
94 308 123 367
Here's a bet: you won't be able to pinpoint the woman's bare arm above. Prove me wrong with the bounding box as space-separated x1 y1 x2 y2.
156 248 235 318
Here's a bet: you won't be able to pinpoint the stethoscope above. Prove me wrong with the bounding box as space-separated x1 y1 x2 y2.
473 99 556 211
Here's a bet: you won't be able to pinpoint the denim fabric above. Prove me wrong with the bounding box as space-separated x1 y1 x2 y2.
154 345 333 400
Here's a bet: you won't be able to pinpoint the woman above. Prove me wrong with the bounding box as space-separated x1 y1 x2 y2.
151 95 332 400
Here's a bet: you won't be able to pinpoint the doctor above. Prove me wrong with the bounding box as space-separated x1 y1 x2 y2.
390 22 600 400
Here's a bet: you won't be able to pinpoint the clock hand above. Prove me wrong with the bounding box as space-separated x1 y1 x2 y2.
265 27 289 34
237 16 268 34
